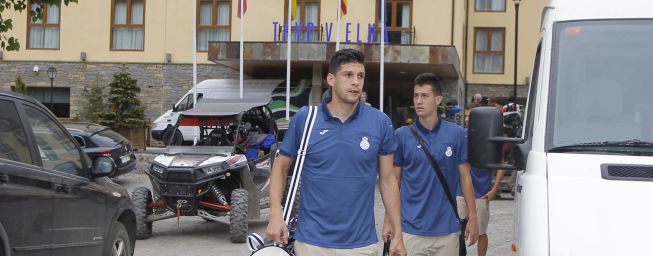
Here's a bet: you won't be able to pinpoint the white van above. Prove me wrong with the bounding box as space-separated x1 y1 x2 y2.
151 79 281 145
468 1 653 255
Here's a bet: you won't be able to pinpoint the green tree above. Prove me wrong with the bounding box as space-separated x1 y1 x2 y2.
81 84 104 123
98 72 148 128
1 0 78 51
14 75 27 94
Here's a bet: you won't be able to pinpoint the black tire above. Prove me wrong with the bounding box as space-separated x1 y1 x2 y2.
229 188 248 243
162 128 183 146
131 187 153 239
104 222 133 256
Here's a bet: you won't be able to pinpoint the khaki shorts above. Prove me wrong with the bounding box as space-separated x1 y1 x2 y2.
403 232 460 256
294 241 378 256
457 196 490 235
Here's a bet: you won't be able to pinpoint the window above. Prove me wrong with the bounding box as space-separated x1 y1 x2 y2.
176 93 203 112
198 0 231 51
474 28 505 73
376 0 412 44
27 2 60 49
476 0 506 12
111 0 145 50
25 106 84 176
282 0 321 42
26 87 71 118
0 100 32 164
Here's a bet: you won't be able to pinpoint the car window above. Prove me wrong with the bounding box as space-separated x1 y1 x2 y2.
24 106 85 176
0 99 32 164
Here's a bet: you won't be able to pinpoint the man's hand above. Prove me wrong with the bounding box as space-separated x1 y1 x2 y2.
390 236 407 256
465 218 480 246
265 214 289 244
482 188 499 201
382 213 394 241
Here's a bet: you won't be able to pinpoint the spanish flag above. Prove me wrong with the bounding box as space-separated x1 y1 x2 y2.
340 0 348 17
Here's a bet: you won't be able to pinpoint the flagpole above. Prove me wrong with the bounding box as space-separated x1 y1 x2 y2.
286 0 292 120
239 0 244 99
380 0 385 112
336 0 341 50
192 0 198 145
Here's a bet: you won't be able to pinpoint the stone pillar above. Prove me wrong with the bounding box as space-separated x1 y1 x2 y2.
311 63 323 105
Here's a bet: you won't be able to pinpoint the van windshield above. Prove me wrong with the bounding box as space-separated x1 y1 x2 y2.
549 20 653 153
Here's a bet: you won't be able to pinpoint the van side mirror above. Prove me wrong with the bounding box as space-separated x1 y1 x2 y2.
468 107 523 170
172 104 178 112
92 157 115 178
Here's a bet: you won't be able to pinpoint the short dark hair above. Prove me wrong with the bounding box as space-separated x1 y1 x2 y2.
329 48 365 74
414 73 443 96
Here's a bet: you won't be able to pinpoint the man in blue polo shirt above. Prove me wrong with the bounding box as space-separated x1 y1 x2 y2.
266 49 406 256
457 104 506 256
384 73 479 256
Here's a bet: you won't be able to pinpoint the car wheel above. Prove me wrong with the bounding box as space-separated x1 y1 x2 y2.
131 187 153 239
230 188 248 243
104 222 133 256
162 129 183 146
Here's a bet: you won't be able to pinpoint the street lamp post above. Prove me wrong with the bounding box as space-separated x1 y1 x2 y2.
47 66 57 112
513 0 521 101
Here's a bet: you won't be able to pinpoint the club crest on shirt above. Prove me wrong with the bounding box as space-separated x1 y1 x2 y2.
360 136 370 150
445 146 453 157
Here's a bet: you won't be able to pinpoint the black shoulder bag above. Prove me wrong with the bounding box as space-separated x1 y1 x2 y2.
409 124 468 256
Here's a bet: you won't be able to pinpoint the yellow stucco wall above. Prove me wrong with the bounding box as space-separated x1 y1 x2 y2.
466 0 548 85
1 0 547 86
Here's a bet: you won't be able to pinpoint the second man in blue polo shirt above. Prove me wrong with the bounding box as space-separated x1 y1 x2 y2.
384 73 480 256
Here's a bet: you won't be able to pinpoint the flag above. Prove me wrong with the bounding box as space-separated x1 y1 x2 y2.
291 0 298 20
237 0 247 18
340 0 348 17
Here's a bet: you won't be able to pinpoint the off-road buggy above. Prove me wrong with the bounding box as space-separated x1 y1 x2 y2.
131 97 278 243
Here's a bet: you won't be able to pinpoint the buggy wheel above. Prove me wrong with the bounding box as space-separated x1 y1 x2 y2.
163 129 183 146
131 187 153 239
103 222 133 256
230 189 248 243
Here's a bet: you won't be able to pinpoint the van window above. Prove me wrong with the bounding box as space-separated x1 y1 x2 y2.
177 93 204 112
548 20 653 154
523 42 542 141
0 99 32 164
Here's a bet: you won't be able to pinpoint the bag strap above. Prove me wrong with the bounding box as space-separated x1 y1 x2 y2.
409 124 462 223
282 106 318 224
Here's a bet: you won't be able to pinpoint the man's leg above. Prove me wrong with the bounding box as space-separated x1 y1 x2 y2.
403 233 431 256
476 198 490 256
295 241 335 256
477 234 488 256
430 232 460 256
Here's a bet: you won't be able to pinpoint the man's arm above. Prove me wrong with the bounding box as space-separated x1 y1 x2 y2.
382 165 402 240
483 169 506 201
459 162 479 246
379 154 406 255
265 154 294 244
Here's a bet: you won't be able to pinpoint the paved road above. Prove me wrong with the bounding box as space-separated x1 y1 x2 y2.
115 169 514 256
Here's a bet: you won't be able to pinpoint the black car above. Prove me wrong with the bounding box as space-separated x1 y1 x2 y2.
0 91 136 256
64 122 137 177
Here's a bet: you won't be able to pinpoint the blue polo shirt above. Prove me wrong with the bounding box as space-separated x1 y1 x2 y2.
279 98 396 249
394 119 467 236
457 129 493 198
